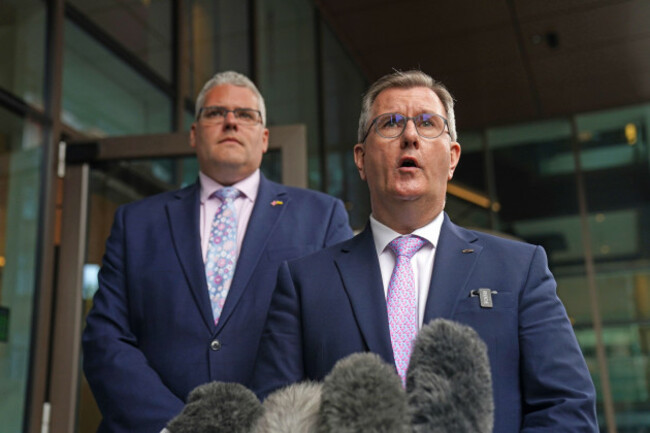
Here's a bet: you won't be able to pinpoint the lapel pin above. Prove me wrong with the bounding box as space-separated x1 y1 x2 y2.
462 248 474 254
270 200 284 206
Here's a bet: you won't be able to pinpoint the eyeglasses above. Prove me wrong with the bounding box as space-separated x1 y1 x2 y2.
362 112 449 142
197 106 262 126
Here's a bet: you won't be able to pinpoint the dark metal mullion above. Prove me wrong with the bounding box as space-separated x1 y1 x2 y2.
64 3 174 97
0 87 51 125
48 163 90 433
27 0 66 430
314 8 327 193
172 0 187 188
172 0 186 132
482 129 499 231
247 0 258 83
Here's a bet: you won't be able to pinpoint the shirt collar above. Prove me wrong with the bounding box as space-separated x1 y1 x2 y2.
199 169 260 204
369 211 444 256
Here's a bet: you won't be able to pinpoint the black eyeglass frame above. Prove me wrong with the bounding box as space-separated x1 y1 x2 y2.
197 106 263 125
361 112 450 143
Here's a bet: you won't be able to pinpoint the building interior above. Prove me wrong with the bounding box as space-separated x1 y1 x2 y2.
1 0 650 432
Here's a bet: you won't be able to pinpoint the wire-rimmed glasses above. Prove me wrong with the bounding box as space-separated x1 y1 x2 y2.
362 113 449 142
197 106 262 126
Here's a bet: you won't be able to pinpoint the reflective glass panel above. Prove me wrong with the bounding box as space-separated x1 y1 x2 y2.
67 0 172 81
62 19 172 136
184 0 250 101
447 131 492 229
0 0 46 108
574 104 650 430
321 20 366 228
0 106 43 432
256 0 319 189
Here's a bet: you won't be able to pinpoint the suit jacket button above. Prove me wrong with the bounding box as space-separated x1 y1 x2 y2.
210 339 221 351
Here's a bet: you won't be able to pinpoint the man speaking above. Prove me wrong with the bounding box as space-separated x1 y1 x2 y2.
252 70 597 432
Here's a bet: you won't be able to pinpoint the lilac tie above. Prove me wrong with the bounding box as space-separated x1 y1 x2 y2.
206 187 240 325
387 235 427 385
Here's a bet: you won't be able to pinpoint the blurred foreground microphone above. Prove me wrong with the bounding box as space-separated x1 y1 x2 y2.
317 352 411 433
407 318 494 433
166 382 263 433
254 382 322 433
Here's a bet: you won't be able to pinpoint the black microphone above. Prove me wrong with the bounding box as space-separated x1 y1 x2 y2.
253 382 322 433
316 352 411 433
166 381 263 433
406 318 494 433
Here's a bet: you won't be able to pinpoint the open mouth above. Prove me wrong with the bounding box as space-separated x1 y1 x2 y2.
399 157 419 168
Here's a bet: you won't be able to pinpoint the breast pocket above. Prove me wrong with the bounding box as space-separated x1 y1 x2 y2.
454 291 516 314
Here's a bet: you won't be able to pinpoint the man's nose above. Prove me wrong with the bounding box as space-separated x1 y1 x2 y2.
223 111 238 128
401 119 419 148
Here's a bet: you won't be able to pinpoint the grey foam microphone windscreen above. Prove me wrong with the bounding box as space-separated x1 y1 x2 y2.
407 318 494 433
166 381 263 433
254 382 322 433
317 352 411 433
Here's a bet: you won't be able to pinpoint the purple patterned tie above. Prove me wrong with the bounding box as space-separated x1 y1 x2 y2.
206 187 240 325
387 235 427 385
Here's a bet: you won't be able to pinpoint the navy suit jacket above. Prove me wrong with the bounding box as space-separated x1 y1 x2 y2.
252 214 598 432
82 174 353 433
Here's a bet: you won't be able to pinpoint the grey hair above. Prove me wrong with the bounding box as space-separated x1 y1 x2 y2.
195 71 267 125
358 70 457 142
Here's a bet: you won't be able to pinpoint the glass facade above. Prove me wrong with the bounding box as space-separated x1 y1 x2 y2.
67 0 173 82
62 19 172 136
0 0 46 109
321 22 368 228
0 1 47 432
256 0 321 189
451 106 650 432
185 0 251 100
0 108 44 432
0 0 649 431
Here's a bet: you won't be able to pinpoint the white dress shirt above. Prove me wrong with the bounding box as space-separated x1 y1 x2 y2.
369 212 443 328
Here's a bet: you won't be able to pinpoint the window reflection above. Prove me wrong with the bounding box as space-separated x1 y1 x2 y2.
477 107 650 432
66 0 172 81
0 0 46 108
62 19 172 136
184 0 250 100
0 106 42 432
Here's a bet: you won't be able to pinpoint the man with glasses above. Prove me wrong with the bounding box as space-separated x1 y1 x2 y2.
82 71 353 433
252 70 597 431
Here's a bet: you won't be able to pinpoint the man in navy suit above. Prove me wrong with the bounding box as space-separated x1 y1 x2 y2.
252 70 598 432
82 71 353 433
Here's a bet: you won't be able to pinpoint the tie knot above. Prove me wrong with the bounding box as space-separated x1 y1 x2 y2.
214 187 240 201
388 235 427 260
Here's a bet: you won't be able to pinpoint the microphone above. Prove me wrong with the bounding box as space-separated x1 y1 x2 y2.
406 318 494 433
166 381 263 433
316 352 411 433
253 382 322 433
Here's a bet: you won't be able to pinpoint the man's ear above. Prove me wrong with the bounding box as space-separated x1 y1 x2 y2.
190 123 197 149
353 143 367 181
261 128 269 154
448 141 461 180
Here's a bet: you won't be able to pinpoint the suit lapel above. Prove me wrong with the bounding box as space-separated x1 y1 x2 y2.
215 175 287 333
334 226 395 365
423 213 482 322
166 182 215 330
